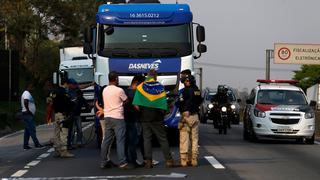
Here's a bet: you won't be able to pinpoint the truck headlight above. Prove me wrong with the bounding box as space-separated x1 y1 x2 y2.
254 108 266 118
230 104 236 110
208 104 214 109
305 112 315 119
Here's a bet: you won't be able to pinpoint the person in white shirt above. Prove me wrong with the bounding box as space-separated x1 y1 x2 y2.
21 82 43 150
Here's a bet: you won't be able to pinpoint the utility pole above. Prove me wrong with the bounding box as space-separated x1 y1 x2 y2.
266 49 274 80
194 67 203 90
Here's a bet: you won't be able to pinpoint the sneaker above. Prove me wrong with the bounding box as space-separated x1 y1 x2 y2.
152 159 159 166
100 161 116 169
119 163 135 169
35 144 45 149
23 146 32 150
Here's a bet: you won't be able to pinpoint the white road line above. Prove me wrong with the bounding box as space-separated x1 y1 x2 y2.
315 141 320 145
47 148 54 153
37 153 50 159
3 173 187 179
26 160 41 167
204 156 225 169
10 170 28 177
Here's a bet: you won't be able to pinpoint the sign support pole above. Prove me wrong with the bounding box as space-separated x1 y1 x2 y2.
266 49 274 80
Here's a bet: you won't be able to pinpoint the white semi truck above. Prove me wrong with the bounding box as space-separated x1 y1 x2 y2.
56 46 95 120
307 83 320 110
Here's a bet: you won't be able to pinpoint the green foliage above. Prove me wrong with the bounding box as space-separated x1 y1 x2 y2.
293 65 320 91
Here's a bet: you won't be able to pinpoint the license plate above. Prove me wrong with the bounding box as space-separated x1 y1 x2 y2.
277 127 293 132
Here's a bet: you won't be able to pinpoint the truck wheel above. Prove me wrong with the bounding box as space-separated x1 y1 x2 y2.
306 134 315 144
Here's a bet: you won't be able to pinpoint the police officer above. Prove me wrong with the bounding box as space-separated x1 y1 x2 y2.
178 75 202 167
50 78 75 158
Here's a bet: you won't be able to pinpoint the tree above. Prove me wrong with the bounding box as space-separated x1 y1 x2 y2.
293 65 320 91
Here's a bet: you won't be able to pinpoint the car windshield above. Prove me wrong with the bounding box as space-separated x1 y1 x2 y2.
206 93 216 100
257 90 307 105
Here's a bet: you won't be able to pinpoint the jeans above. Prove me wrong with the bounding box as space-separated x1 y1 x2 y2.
125 122 138 164
100 117 127 165
72 116 83 145
22 113 40 147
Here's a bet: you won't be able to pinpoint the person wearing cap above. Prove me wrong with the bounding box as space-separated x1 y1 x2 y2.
177 75 202 167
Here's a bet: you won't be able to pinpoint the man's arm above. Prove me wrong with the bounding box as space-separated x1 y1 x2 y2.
24 99 32 115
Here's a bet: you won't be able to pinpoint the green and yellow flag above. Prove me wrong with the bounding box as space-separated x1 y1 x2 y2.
133 78 168 110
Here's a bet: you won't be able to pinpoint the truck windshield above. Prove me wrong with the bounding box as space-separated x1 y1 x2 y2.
64 68 94 84
98 24 192 58
257 90 308 105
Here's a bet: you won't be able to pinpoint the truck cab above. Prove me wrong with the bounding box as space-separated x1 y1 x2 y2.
83 1 206 132
56 47 95 121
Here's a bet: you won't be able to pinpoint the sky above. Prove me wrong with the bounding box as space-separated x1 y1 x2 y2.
162 0 320 92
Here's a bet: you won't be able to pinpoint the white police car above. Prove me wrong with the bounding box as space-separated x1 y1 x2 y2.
243 80 316 144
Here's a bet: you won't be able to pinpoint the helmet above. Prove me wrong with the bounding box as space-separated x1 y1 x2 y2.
217 85 227 95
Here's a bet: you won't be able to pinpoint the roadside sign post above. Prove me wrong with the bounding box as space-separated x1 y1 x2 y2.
265 49 274 80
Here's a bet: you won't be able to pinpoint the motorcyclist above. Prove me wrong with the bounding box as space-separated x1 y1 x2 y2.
210 85 231 128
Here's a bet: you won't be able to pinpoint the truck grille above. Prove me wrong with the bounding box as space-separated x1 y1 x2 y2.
270 113 301 125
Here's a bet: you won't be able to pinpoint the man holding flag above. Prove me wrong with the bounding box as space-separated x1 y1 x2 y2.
133 69 174 168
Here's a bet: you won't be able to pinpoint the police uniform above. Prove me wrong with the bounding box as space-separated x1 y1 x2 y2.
178 76 202 167
50 86 75 158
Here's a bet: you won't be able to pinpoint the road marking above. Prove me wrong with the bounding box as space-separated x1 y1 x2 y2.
10 170 28 177
315 141 320 145
3 172 187 179
37 153 50 159
47 148 54 153
204 156 225 169
26 160 41 167
6 122 94 179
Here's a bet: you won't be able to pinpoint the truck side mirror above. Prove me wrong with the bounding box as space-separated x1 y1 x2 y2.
197 44 207 53
196 25 205 42
83 42 93 54
84 28 93 43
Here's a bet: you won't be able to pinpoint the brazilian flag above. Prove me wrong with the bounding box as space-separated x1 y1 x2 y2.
133 78 168 110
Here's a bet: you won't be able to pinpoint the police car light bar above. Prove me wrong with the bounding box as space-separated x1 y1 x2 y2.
257 79 299 84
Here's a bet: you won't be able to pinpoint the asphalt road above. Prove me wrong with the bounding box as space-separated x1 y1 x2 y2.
1 121 320 180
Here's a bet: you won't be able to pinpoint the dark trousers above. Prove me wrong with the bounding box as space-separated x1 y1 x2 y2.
22 113 40 147
125 122 138 164
141 121 171 161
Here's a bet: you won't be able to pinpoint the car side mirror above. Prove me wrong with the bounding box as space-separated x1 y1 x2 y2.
310 100 317 108
246 99 252 104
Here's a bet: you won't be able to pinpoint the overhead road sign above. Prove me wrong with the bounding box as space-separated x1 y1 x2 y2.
274 43 320 64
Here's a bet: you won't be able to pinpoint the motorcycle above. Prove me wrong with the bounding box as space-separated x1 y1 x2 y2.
217 104 229 134
208 102 230 134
